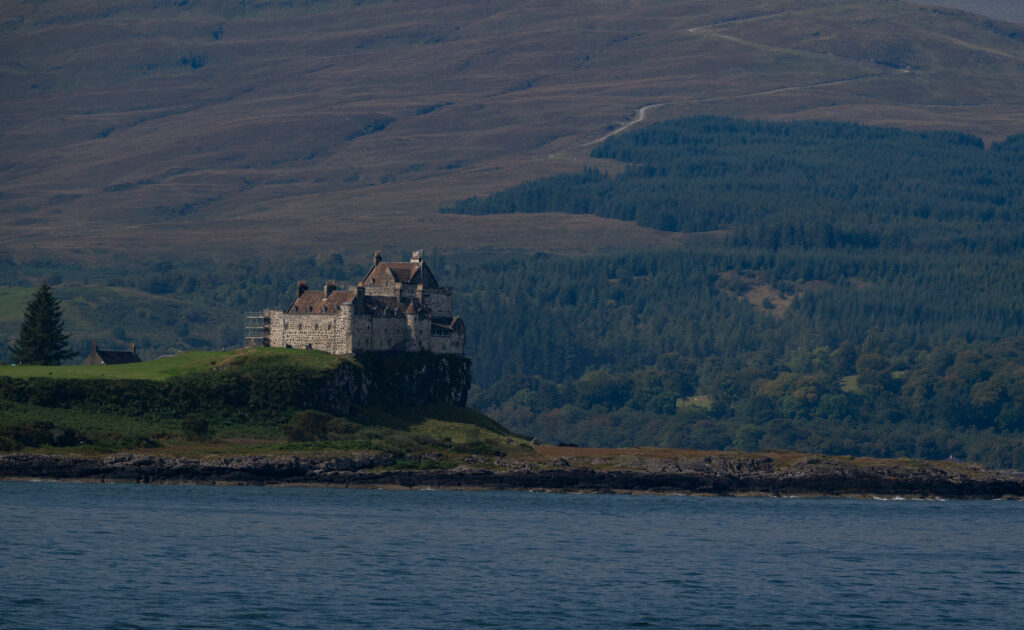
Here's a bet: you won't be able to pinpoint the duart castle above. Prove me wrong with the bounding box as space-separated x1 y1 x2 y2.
258 251 466 355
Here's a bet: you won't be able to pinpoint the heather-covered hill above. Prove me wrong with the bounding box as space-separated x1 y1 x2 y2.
933 0 1024 23
3 0 1024 261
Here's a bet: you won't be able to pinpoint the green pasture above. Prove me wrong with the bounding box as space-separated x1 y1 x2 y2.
0 347 343 380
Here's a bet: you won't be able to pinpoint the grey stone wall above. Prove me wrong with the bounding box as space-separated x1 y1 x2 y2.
268 308 464 355
265 309 354 354
423 288 451 317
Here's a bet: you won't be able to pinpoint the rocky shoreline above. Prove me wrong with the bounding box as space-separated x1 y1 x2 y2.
2 453 1023 499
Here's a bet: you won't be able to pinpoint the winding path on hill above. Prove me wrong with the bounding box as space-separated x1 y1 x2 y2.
580 11 915 149
584 103 666 146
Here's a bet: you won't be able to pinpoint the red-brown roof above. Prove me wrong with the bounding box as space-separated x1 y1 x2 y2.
361 260 438 288
287 288 356 314
285 290 438 319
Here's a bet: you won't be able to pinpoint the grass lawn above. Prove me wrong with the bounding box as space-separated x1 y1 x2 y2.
0 347 344 381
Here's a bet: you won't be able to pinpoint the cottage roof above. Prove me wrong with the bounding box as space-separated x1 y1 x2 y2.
82 342 142 365
97 350 141 364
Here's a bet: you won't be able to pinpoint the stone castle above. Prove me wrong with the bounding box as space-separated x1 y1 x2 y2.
261 250 465 355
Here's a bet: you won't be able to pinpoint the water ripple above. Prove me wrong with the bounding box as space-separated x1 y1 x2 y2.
0 483 1022 628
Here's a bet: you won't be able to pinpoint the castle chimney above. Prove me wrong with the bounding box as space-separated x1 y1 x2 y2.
373 250 383 265
92 340 98 351
411 249 423 263
324 281 336 297
297 281 308 297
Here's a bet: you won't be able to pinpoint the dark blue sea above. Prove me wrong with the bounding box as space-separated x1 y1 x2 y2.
1 482 1022 629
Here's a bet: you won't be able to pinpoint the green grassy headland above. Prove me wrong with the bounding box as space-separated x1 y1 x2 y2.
0 348 526 462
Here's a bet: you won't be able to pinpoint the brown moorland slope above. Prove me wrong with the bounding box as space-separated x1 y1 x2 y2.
933 0 1024 23
2 0 1024 262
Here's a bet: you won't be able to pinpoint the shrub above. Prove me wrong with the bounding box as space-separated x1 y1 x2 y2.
180 414 211 441
0 421 87 448
283 410 334 442
283 410 362 442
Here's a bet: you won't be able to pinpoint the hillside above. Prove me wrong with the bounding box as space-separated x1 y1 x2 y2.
436 118 1024 469
0 347 523 459
933 0 1024 23
4 1 1024 470
3 0 1024 262
4 114 1024 468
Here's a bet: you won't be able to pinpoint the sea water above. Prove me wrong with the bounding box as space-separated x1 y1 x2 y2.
1 482 1021 629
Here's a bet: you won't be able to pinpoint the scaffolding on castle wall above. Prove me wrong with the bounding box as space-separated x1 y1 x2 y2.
244 312 269 347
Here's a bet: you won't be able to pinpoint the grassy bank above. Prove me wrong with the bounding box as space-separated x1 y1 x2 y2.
0 348 516 461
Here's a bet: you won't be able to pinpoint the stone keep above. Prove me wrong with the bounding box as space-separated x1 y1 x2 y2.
264 251 466 355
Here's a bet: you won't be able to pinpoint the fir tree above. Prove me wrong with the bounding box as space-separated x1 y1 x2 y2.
10 284 76 365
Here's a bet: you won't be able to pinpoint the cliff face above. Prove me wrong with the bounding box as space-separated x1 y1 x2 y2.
318 353 472 413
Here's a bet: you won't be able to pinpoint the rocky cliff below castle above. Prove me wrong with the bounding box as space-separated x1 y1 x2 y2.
317 352 471 412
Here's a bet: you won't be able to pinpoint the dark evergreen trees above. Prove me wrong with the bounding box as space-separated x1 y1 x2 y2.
10 284 76 365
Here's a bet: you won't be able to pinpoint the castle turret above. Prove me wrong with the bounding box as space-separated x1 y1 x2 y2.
405 301 421 350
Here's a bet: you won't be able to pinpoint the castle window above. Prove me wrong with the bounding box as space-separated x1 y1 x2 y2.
307 306 313 313
321 306 328 313
314 323 319 331
283 322 289 331
298 323 303 331
431 326 451 337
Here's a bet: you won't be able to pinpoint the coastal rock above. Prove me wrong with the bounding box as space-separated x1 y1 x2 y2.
1 454 1022 499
